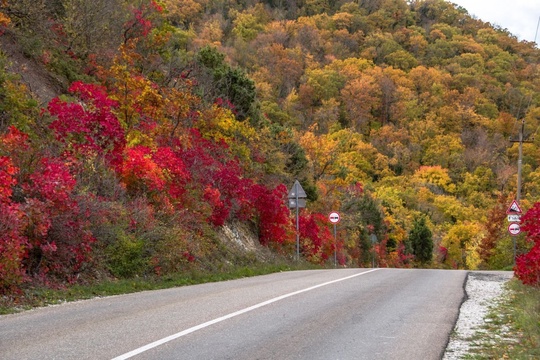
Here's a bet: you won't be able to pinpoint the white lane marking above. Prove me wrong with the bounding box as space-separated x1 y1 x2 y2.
112 268 380 360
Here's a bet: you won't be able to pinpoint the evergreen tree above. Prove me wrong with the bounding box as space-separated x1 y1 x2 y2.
409 215 433 265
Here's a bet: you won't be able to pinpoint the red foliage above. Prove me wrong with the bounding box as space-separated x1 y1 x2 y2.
299 212 335 263
250 184 292 246
212 163 254 220
152 146 190 200
214 98 237 115
0 156 27 293
25 158 76 208
123 1 162 42
515 244 540 287
0 126 97 287
204 186 228 226
48 81 125 168
121 146 166 194
178 130 253 225
0 156 17 202
21 157 95 282
1 126 30 168
515 202 540 287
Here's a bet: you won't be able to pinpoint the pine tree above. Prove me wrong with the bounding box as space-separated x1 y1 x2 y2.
409 216 433 265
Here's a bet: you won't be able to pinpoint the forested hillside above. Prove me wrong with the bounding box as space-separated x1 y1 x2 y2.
1 0 539 294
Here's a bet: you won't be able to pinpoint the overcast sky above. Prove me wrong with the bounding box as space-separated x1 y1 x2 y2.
447 0 539 45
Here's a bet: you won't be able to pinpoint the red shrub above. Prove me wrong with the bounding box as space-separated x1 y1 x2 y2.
48 81 125 168
515 243 540 287
21 157 95 282
299 212 335 264
515 202 540 287
250 184 292 246
121 146 166 194
152 146 190 200
0 156 27 292
204 186 228 226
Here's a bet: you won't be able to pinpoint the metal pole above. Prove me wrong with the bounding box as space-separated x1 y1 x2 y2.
296 188 299 261
514 119 524 266
333 224 337 268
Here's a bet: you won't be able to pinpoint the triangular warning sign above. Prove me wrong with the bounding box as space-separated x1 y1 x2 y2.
507 200 522 214
288 180 307 199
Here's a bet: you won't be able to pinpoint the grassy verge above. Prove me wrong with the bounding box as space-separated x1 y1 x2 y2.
467 279 540 359
0 261 320 315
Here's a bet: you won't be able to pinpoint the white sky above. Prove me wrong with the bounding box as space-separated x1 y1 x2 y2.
447 0 540 45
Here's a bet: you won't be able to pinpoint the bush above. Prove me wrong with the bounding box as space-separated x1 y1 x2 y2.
515 202 540 287
105 233 147 278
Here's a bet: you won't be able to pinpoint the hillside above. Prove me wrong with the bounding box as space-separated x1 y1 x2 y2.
0 0 539 295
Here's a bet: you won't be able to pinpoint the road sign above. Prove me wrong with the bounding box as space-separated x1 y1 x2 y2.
508 222 521 236
288 180 307 199
288 198 306 208
289 180 307 261
329 212 340 224
507 214 521 222
507 200 522 214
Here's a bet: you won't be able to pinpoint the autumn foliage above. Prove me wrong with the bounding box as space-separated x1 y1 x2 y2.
1 0 540 296
515 203 540 287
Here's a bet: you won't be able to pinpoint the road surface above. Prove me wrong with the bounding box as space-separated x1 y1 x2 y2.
0 268 468 359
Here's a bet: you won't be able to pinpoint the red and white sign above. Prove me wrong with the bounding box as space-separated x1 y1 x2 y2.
508 222 521 236
329 212 340 224
507 200 522 214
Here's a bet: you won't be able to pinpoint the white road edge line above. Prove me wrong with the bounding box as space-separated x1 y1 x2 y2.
111 268 380 360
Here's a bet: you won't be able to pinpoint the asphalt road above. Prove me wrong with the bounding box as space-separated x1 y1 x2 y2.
0 268 468 360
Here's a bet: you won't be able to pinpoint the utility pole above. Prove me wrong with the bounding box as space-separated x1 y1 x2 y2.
516 118 525 203
509 118 533 264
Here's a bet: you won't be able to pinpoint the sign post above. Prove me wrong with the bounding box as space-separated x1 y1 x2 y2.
370 233 378 268
329 212 340 267
289 180 307 260
508 222 521 236
506 200 523 264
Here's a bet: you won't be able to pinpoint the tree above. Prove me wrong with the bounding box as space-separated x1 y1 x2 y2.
341 73 381 133
194 46 259 123
61 0 129 58
441 222 484 269
409 215 433 265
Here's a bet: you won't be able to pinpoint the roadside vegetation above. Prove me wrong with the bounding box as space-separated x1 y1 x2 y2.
467 280 540 359
0 258 320 314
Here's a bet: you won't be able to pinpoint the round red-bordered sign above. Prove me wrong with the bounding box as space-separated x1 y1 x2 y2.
329 212 340 224
508 222 521 236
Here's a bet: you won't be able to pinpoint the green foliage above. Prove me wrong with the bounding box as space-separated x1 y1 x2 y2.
409 215 433 265
0 54 39 133
105 232 148 278
195 46 259 122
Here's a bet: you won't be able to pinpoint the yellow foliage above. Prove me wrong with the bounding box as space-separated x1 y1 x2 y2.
196 105 259 162
0 11 10 27
441 221 484 269
101 44 165 131
433 195 477 223
413 165 455 193
162 0 204 25
329 57 374 80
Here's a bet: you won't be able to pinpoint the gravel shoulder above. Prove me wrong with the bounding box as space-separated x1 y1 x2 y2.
443 271 514 359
